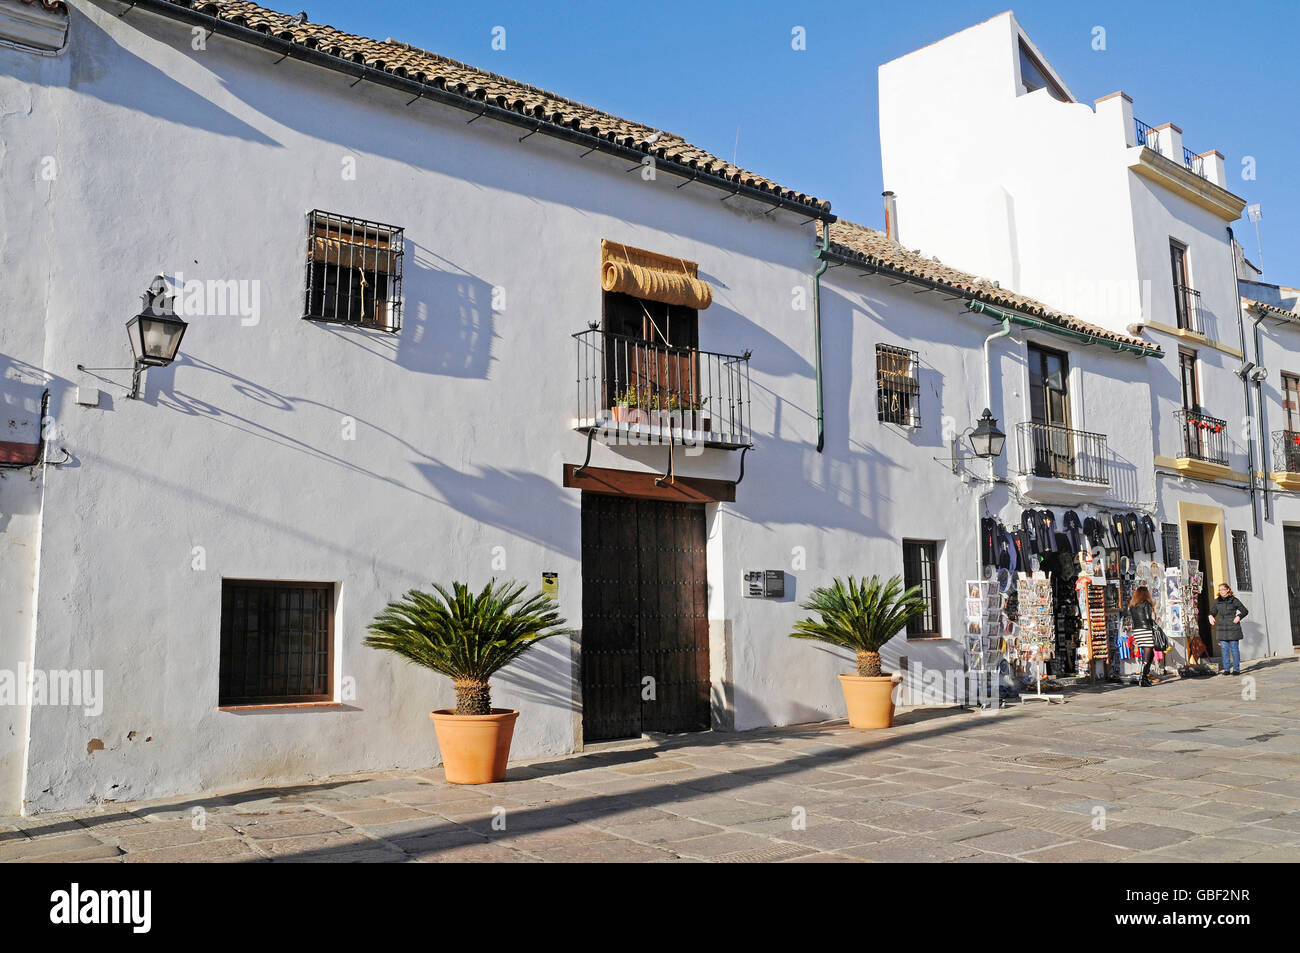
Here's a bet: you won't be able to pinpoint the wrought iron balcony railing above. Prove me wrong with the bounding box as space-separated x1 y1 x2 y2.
572 328 752 449
1173 283 1204 334
1134 117 1210 181
1273 430 1300 474
1016 422 1110 485
1175 409 1229 466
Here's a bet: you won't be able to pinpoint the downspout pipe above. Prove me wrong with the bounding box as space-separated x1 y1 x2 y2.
1228 227 1260 537
813 228 830 453
982 317 1013 415
1253 311 1272 522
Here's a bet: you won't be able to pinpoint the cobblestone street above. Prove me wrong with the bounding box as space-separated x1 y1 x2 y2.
4 656 1298 863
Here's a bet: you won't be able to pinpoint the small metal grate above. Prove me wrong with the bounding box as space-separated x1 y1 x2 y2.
876 343 920 427
303 210 404 331
1010 753 1103 770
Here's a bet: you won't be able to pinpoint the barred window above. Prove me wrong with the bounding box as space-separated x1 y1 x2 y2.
1161 522 1181 565
219 581 334 706
877 344 920 427
1232 530 1253 591
304 210 404 331
902 539 941 637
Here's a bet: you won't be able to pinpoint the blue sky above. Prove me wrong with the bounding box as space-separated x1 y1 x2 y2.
298 1 1297 280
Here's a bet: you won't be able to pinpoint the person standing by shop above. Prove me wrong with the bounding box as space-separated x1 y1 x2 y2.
1209 584 1248 676
1128 586 1158 688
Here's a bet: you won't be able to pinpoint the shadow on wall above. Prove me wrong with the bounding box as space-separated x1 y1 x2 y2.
1103 450 1142 506
64 9 282 148
306 243 498 379
495 635 577 713
148 354 578 559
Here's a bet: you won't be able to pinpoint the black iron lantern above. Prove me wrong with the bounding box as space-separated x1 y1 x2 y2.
125 277 187 397
968 407 1006 459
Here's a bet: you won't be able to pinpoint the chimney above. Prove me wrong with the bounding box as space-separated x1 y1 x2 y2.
883 191 899 242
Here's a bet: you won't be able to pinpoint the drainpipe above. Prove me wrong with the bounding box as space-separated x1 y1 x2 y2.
1253 311 1272 522
1229 227 1261 537
813 227 830 453
983 317 1013 414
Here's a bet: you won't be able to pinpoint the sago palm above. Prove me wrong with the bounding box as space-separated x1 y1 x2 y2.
791 575 926 677
365 579 565 715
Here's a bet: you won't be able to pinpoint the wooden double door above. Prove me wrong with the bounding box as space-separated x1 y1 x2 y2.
1285 527 1300 647
580 494 710 741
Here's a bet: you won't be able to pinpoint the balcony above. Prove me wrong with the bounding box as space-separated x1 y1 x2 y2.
1173 283 1205 335
1170 409 1230 479
1271 430 1300 490
1014 422 1110 502
572 328 753 450
1135 118 1209 182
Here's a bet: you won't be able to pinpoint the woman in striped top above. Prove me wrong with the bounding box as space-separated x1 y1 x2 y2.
1129 586 1158 687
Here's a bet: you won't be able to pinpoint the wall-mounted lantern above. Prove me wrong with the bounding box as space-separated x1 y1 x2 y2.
125 276 187 398
967 408 1006 459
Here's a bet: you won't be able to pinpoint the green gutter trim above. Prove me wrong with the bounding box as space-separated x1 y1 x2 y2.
966 301 1161 358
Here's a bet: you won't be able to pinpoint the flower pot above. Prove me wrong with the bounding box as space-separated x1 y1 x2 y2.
837 673 898 729
430 708 519 784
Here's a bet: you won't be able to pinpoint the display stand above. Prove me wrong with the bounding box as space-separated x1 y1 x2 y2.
963 579 1005 710
1015 572 1063 704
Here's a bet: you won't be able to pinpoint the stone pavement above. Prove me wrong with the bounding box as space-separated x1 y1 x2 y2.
4 656 1299 863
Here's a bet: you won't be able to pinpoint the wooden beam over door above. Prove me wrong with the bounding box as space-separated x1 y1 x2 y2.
563 464 736 503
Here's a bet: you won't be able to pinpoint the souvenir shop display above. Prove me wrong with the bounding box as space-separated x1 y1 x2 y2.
1171 560 1205 670
1015 572 1063 702
963 579 1006 708
1074 575 1108 678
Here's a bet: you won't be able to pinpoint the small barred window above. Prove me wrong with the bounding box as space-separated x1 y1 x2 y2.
304 210 404 331
1231 530 1252 592
877 343 920 427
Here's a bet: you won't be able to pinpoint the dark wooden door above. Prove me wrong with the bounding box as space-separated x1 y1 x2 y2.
1285 527 1300 646
581 494 709 741
1186 524 1212 654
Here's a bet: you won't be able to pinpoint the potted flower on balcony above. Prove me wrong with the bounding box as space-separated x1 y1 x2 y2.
365 579 565 784
790 575 925 729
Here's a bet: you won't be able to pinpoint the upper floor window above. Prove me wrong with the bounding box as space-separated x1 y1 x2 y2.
1179 348 1200 412
304 210 404 332
876 344 920 427
1282 372 1300 433
1017 39 1069 102
1170 240 1202 333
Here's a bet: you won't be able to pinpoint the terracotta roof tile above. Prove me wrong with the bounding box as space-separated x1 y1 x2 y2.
1242 297 1300 321
157 1 829 211
826 220 1160 353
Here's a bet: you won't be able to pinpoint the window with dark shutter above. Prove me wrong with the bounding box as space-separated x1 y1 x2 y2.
304 210 404 331
219 581 334 706
902 540 941 637
1231 531 1253 592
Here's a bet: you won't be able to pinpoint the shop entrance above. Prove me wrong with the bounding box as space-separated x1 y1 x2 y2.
1285 527 1300 647
580 493 710 742
1186 522 1213 655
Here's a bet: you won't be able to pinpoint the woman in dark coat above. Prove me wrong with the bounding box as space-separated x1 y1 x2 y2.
1209 584 1248 676
1128 586 1158 687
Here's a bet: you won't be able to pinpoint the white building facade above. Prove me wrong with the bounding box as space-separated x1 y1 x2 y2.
0 1 1290 814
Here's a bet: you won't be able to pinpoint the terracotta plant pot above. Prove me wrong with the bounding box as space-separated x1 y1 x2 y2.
430 708 519 784
837 673 898 729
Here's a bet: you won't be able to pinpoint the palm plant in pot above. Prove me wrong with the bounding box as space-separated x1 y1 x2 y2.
365 579 565 784
790 575 925 729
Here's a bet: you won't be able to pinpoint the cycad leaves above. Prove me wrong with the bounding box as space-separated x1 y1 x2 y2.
791 575 926 653
364 579 566 681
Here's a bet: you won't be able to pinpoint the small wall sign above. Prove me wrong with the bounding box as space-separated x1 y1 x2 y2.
541 572 558 597
744 570 786 599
